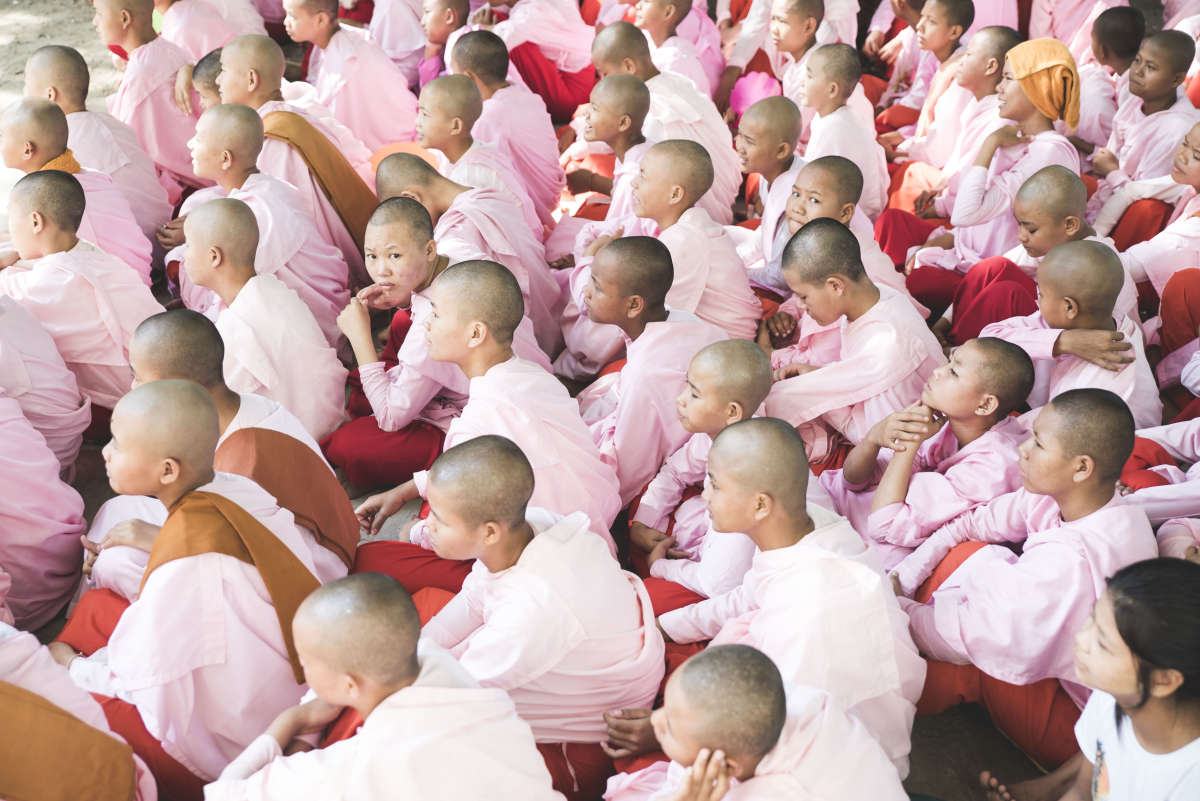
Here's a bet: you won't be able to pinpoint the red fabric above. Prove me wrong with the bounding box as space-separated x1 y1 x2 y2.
345 308 411 418
509 42 597 123
914 541 989 604
875 104 920 135
861 74 886 107
807 436 852 476
886 160 944 212
338 0 374 23
1160 268 1200 354
84 404 113 443
1120 437 1177 490
538 742 615 801
613 751 671 777
907 265 964 322
320 416 445 488
55 589 130 655
600 357 628 377
94 694 207 801
743 48 777 79
948 257 1038 345
1080 173 1098 199
572 197 612 221
1189 73 1200 109
754 284 785 318
580 0 603 25
1017 0 1033 36
874 208 937 267
728 0 754 25
664 641 706 685
1109 199 1174 252
352 539 473 594
1175 396 1200 422
642 577 707 616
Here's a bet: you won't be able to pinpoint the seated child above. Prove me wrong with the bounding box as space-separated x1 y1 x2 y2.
190 47 225 111
605 645 908 801
633 0 713 95
1068 7 1143 171
892 388 1158 768
1 170 164 414
92 0 203 202
281 0 419 152
821 337 1034 570
981 558 1200 801
0 99 153 285
575 237 727 505
367 0 424 83
981 240 1162 430
49 380 323 800
157 0 239 62
23 45 173 241
181 198 348 439
875 0 970 136
205 574 563 800
418 0 470 86
631 339 772 607
1155 517 1200 562
1120 415 1200 525
763 218 945 467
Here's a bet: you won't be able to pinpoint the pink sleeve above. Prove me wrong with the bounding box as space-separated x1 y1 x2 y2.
902 601 974 665
951 141 1079 229
657 576 754 643
593 376 681 506
632 437 708 530
1156 518 1200 559
649 530 757 598
421 572 485 650
357 360 444 432
454 586 580 691
979 313 1058 361
1122 216 1200 295
1137 419 1200 464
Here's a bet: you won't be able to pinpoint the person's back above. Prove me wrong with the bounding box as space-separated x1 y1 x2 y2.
160 0 240 61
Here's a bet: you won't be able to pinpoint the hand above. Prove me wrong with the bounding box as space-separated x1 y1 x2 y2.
470 5 495 25
914 190 939 217
0 250 19 269
718 20 739 48
337 298 374 344
867 404 936 452
863 29 887 59
924 232 955 251
549 254 576 270
264 698 344 749
583 226 623 259
557 125 578 154
601 708 658 760
355 283 403 311
669 749 731 801
773 362 817 380
877 130 904 160
565 169 597 195
756 320 775 355
155 217 186 249
987 126 1026 150
879 34 905 65
714 66 741 114
764 311 797 342
173 64 195 115
80 535 100 577
1116 481 1133 496
629 521 668 553
48 641 80 667
1091 147 1119 178
355 484 417 535
1055 329 1134 371
100 519 160 553
647 534 690 569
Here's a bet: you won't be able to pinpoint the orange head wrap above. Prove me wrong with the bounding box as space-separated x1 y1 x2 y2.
1005 38 1081 132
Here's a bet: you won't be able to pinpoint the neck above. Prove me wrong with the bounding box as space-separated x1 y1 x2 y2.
1016 113 1055 138
785 38 814 63
480 520 536 573
120 25 157 56
1072 222 1097 241
972 78 1002 101
932 39 958 63
652 203 689 231
157 469 216 510
637 62 661 81
217 166 258 192
415 254 450 295
430 183 463 222
440 135 474 164
758 155 794 185
814 99 844 119
946 413 994 449
60 102 87 115
354 676 419 721
622 305 669 341
313 22 339 51
1052 483 1114 523
752 510 816 551
210 384 243 435
1140 91 1177 116
1124 697 1200 755
1070 312 1117 332
478 79 509 100
843 281 881 322
210 270 252 308
459 342 513 379
1107 56 1134 76
647 25 673 47
31 231 80 258
609 131 646 161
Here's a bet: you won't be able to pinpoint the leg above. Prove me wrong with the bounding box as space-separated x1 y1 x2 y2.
874 104 921 135
885 160 942 212
906 266 964 324
947 257 1038 344
55 589 131 654
642 577 707 616
352 540 473 594
320 418 445 489
976 675 1082 768
94 694 208 801
537 742 615 801
874 209 938 267
915 542 990 603
1159 269 1200 354
1120 437 1177 490
510 43 596 123
1109 199 1174 252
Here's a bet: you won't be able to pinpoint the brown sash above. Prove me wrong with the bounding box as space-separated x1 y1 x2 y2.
214 427 359 569
262 109 376 250
0 681 136 801
39 148 83 175
141 491 320 683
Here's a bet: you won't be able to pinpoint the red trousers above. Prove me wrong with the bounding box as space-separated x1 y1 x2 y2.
1160 268 1200 412
351 539 474 595
510 42 597 124
338 0 374 23
642 577 706 616
948 257 1038 345
886 160 943 213
861 74 887 108
1109 199 1174 253
55 588 130 654
915 542 1082 769
875 104 920 135
875 208 937 267
907 267 964 323
538 742 615 801
1120 437 1176 490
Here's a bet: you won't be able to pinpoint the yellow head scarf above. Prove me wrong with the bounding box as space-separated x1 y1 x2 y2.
1006 38 1081 132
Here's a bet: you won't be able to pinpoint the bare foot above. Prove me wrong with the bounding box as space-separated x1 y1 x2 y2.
978 770 1069 801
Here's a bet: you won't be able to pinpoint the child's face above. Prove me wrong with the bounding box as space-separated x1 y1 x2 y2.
415 90 458 150
196 85 222 112
1034 275 1072 330
92 1 125 47
996 62 1036 123
782 275 841 327
769 0 814 54
1013 197 1073 260
734 113 786 176
293 618 354 706
423 282 470 363
1170 124 1200 188
102 406 164 496
1016 406 1077 496
701 449 756 534
187 116 225 181
801 57 835 110
630 151 677 221
921 342 989 418
6 204 38 260
634 0 672 32
421 0 456 45
651 674 708 768
785 167 853 233
582 92 624 143
1073 592 1141 701
282 0 324 44
915 1 959 54
1129 39 1183 102
955 34 995 94
425 480 487 561
181 221 216 289
216 51 251 105
363 222 434 305
677 359 735 436
583 249 630 326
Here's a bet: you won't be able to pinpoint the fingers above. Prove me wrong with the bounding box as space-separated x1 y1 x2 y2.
599 742 636 759
80 535 101 555
666 548 692 559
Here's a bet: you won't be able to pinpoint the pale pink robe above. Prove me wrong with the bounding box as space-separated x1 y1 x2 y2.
658 504 926 777
645 71 741 224
171 173 350 347
1155 516 1200 559
776 52 874 155
578 310 727 505
434 141 544 237
998 233 1137 324
0 240 164 410
66 110 173 240
206 640 562 801
873 27 923 111
1030 0 1127 45
603 683 907 801
724 0 858 73
214 274 348 439
893 492 1156 708
566 141 656 262
0 625 157 801
594 0 723 91
848 209 929 316
490 0 595 75
368 0 424 84
1094 178 1200 298
1125 418 1200 524
75 170 155 286
0 396 86 631
205 0 268 35
807 106 889 220
67 476 327 782
423 508 665 743
899 82 976 171
1069 63 1118 169
980 312 1162 430
0 565 11 625
765 287 947 460
305 25 419 153
819 416 1028 570
107 35 202 204
728 161 802 294
647 33 711 96
160 0 240 62
930 93 1009 219
0 296 91 469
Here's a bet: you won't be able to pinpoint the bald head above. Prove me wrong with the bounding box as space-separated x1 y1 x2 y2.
368 196 435 243
24 45 90 108
675 645 787 760
131 310 226 388
811 43 861 99
1045 388 1135 483
427 435 534 528
972 25 1025 64
431 260 524 344
1144 30 1195 76
1016 165 1087 220
690 340 773 415
709 418 810 518
591 74 651 131
1038 240 1124 317
194 48 224 94
451 30 510 84
596 236 674 307
112 379 220 474
1 98 69 166
1093 7 1144 61
741 96 802 149
221 35 285 100
297 0 339 14
782 217 866 283
198 103 266 162
592 21 653 71
646 140 714 202
422 75 483 127
802 156 864 205
963 337 1035 418
375 152 445 199
185 198 260 269
294 574 421 684
11 170 86 234
781 0 824 18
95 0 154 16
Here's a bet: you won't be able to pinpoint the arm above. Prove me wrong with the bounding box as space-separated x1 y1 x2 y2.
725 0 771 71
1122 216 1200 295
632 436 709 531
651 530 757 599
420 573 485 650
1093 176 1189 236
658 577 754 643
453 589 580 691
949 131 1031 228
841 405 938 487
593 371 681 506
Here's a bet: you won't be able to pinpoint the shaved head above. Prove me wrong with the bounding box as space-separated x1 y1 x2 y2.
1 98 69 162
782 217 866 283
427 435 534 528
591 74 651 129
431 260 524 344
131 310 226 388
185 198 260 269
710 418 810 517
972 25 1024 64
802 156 864 205
592 21 653 70
193 48 224 94
1038 240 1124 317
295 0 339 15
964 337 1035 418
690 340 773 414
596 236 674 306
198 103 266 162
376 152 444 198
11 170 86 233
422 75 483 127
811 43 861 99
368 196 435 243
781 0 824 18
294 574 421 684
741 96 802 148
930 0 975 30
25 45 90 106
451 30 510 83
646 139 715 201
675 645 787 759
1145 30 1195 76
95 0 154 15
113 378 220 473
1093 7 1144 61
1046 388 1135 483
222 35 286 94
1016 165 1087 220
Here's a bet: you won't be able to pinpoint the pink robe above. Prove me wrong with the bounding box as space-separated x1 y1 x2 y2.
0 296 91 469
1126 418 1200 524
215 274 348 439
0 626 157 801
899 82 976 171
75 170 154 286
1095 179 1200 297
106 35 202 203
205 0 267 34
1069 63 1118 169
160 0 240 62
894 492 1156 708
306 25 419 153
423 509 665 743
999 233 1137 324
171 173 350 347
66 110 173 240
491 0 594 74
765 288 946 460
0 396 86 631
776 51 874 155
658 505 926 777
1155 517 1200 559
807 105 889 221
1030 0 1126 45
819 416 1028 570
435 141 544 238
849 209 929 316
368 0 424 83
930 94 1009 219
578 310 727 505
567 141 656 262
647 33 711 97
729 162 801 294
0 240 164 410
207 640 561 800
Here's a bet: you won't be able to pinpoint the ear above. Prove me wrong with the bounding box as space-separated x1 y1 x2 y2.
621 56 638 74
837 201 855 224
1062 214 1082 238
1148 667 1186 699
423 237 438 262
208 244 225 269
802 16 819 36
984 56 1001 78
751 490 772 522
668 181 686 206
21 140 35 161
725 400 747 425
29 210 46 235
1062 295 1080 320
826 274 847 295
120 8 133 28
948 24 964 41
772 140 792 162
626 292 647 319
618 113 632 133
466 319 488 347
220 148 235 170
159 456 183 486
44 86 59 104
975 392 1000 417
1072 454 1096 483
449 115 464 136
480 520 503 546
247 68 261 92
1174 69 1188 89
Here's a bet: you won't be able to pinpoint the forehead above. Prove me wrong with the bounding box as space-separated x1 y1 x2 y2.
738 112 772 138
1031 404 1062 438
364 220 421 246
1136 39 1168 62
794 166 838 196
1012 194 1058 222
686 355 723 388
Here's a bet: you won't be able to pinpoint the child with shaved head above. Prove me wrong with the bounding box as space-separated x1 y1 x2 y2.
822 337 1034 570
207 574 564 800
763 219 945 469
0 98 153 285
281 0 418 151
606 645 908 801
576 236 727 505
92 0 203 202
408 436 662 801
633 0 713 95
182 198 348 439
418 0 470 84
982 240 1162 430
631 340 772 609
892 389 1159 768
50 380 325 800
191 47 226 111
23 44 173 239
875 0 972 135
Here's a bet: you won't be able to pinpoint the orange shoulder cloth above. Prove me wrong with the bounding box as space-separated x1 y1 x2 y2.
141 491 320 683
261 109 376 252
215 427 359 569
0 680 136 801
39 149 82 175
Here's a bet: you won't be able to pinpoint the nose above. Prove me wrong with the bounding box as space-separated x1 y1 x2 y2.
1018 438 1031 459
